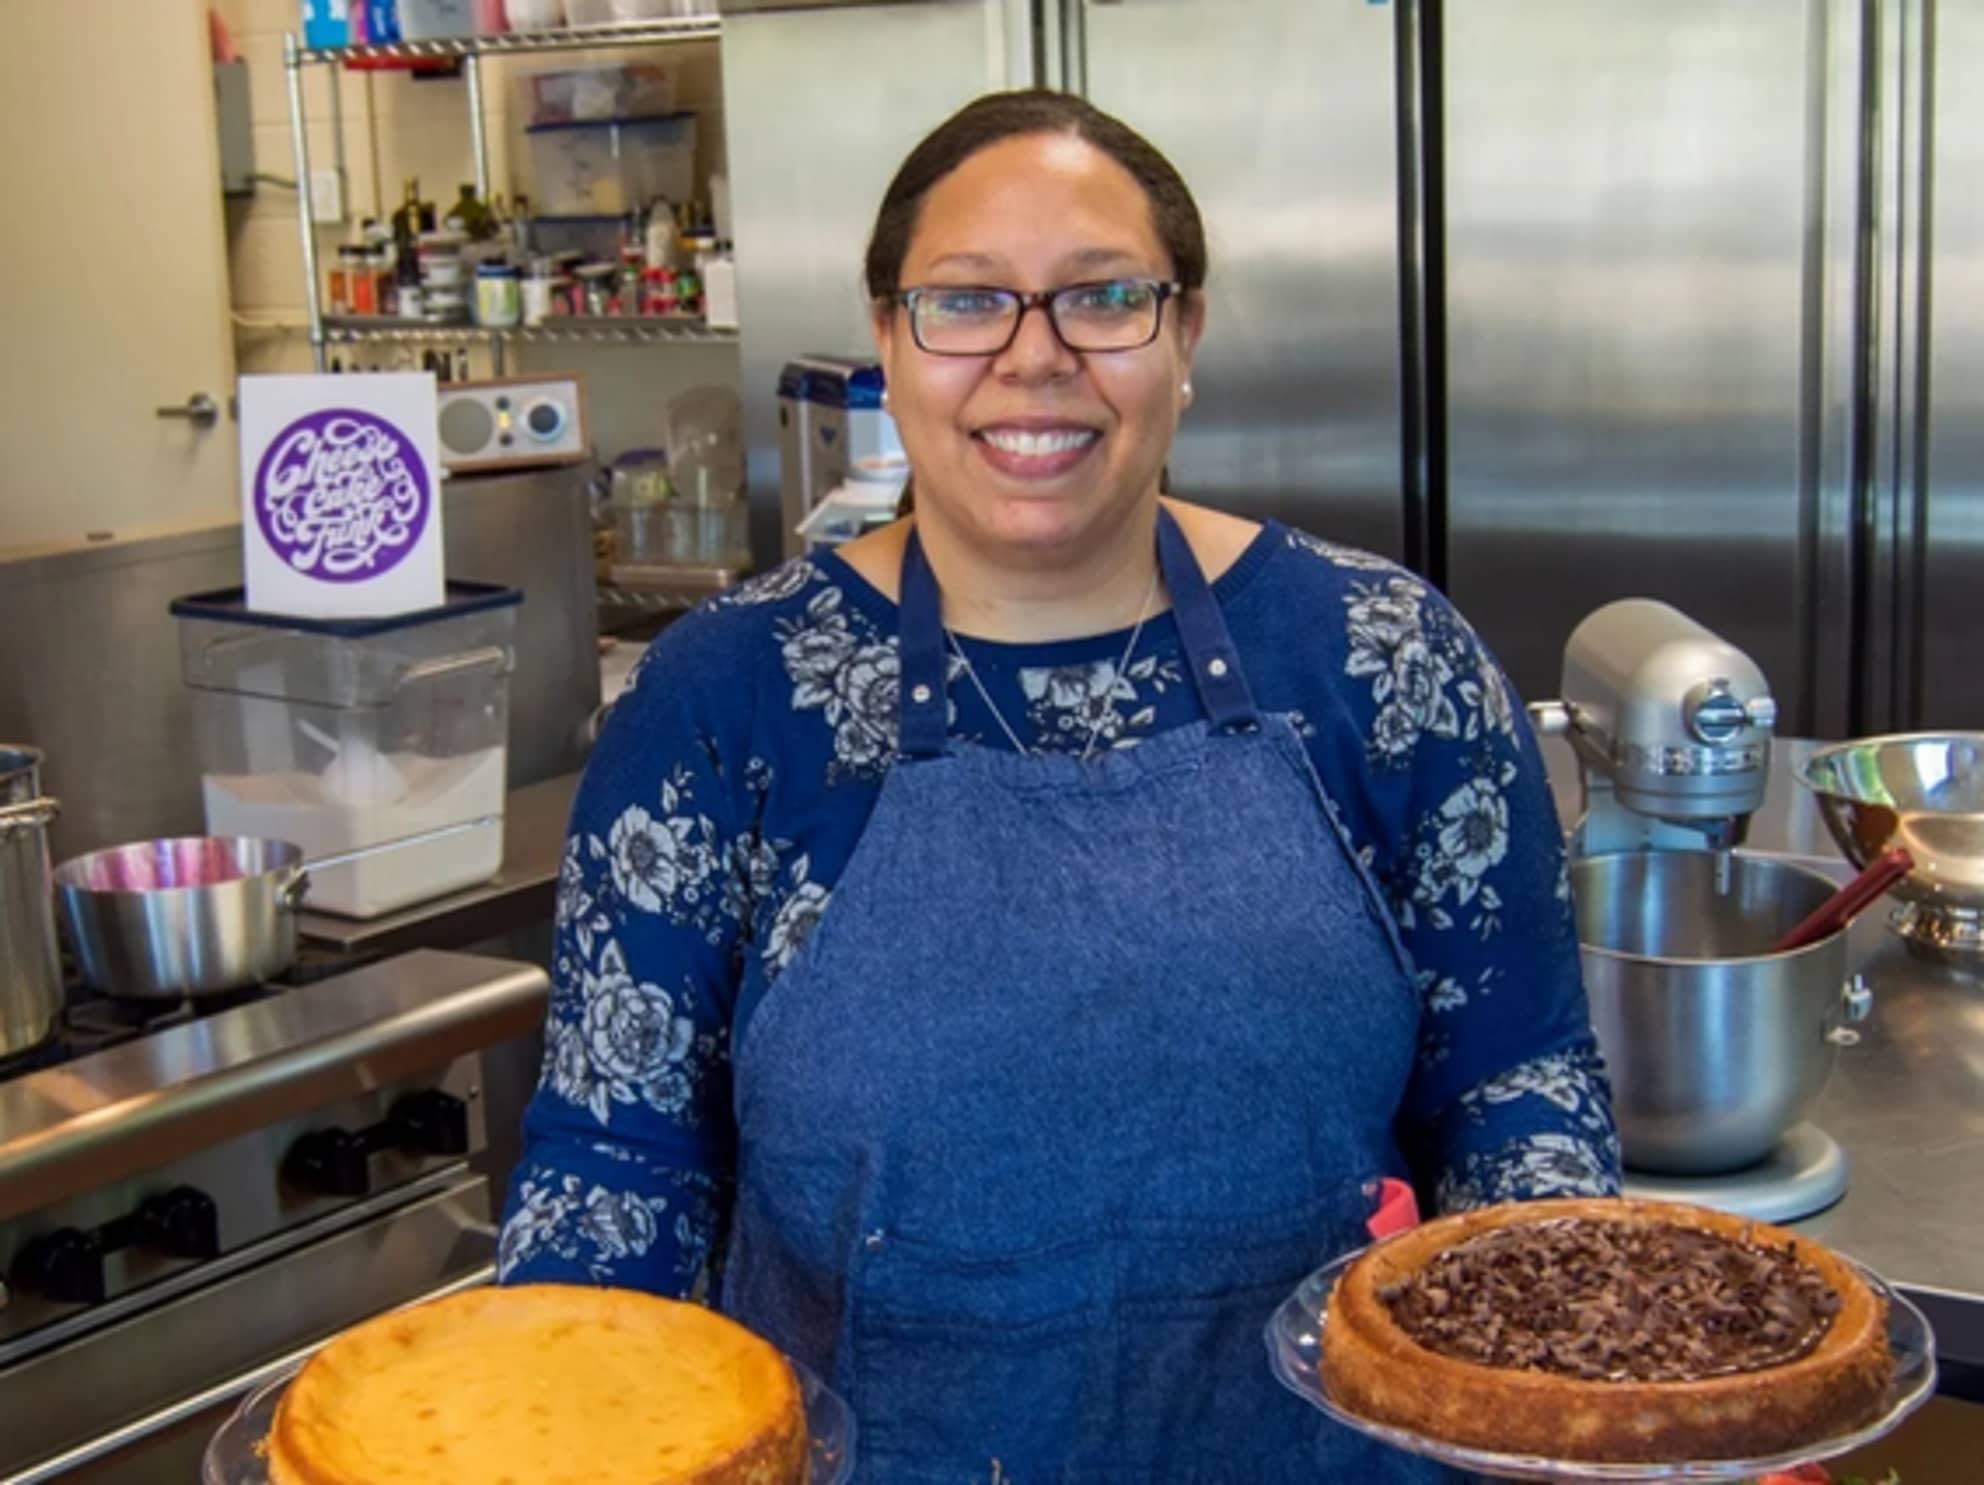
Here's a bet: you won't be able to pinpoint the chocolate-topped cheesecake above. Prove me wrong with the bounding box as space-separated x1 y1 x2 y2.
1321 1198 1893 1463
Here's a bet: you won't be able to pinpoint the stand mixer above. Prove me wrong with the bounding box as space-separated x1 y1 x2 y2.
1532 600 1867 1223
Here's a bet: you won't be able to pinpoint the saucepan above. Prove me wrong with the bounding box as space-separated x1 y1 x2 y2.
52 817 497 998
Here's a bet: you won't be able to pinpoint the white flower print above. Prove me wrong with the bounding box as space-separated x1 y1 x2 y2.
776 591 901 778
1472 1054 1588 1115
1434 1133 1620 1213
583 959 695 1084
1433 777 1509 894
829 644 900 771
1410 770 1513 928
1015 654 1180 752
498 1172 671 1281
765 878 830 976
577 1184 662 1260
1023 661 1119 712
540 940 709 1127
1287 528 1399 572
1422 972 1467 1014
543 1019 593 1107
782 615 858 694
719 559 820 606
608 803 717 914
1369 702 1422 762
1453 1047 1620 1141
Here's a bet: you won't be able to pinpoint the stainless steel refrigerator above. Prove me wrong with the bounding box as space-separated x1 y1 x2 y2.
723 0 1983 738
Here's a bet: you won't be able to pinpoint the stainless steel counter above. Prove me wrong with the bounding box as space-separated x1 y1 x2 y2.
1545 739 1984 1366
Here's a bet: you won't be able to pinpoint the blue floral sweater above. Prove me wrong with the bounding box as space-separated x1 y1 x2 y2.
497 521 1623 1290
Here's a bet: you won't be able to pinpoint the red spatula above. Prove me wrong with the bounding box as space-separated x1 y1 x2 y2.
1770 847 1914 953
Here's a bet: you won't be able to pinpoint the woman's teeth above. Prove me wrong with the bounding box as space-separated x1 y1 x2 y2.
977 428 1098 456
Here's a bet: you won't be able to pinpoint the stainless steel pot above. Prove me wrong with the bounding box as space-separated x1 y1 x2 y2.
1 749 65 1056
51 816 502 998
53 836 309 998
1572 851 1871 1175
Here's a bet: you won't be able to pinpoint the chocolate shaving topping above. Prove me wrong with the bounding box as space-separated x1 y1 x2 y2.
1376 1218 1843 1382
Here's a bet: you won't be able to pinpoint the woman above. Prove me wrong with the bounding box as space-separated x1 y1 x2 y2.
501 91 1621 1482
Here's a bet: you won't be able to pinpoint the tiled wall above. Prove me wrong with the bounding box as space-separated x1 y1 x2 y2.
217 0 739 458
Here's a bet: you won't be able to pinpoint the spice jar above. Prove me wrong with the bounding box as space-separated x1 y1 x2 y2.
522 258 554 327
475 263 523 328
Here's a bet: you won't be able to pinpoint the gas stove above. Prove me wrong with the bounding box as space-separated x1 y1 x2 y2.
0 949 548 1484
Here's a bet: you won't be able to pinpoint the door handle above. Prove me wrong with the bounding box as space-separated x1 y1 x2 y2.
156 392 220 429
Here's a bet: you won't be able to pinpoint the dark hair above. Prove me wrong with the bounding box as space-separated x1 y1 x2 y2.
863 90 1209 300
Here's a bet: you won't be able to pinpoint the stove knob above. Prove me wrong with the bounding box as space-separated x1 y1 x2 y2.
11 1228 106 1305
285 1128 372 1198
138 1186 221 1261
390 1090 470 1157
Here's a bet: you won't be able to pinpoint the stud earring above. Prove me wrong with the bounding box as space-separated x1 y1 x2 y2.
1180 380 1194 404
880 387 890 408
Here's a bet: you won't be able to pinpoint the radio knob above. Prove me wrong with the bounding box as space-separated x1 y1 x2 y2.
523 399 565 441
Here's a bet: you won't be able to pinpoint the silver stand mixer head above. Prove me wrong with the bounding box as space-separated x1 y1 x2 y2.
1529 598 1779 855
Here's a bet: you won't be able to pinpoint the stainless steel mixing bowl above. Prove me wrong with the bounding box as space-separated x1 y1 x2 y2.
1573 851 1869 1175
1798 732 1984 959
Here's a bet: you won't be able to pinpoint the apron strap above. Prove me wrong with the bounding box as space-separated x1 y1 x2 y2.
895 507 1264 759
1155 506 1261 733
897 527 951 759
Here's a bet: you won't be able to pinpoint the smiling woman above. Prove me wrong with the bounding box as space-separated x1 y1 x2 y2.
500 89 1623 1484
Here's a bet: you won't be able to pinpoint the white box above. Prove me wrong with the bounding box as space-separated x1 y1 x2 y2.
238 373 445 620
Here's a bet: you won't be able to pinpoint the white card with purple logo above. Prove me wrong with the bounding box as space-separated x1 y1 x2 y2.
238 373 444 619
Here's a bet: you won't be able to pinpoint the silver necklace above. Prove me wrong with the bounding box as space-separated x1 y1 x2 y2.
943 563 1162 762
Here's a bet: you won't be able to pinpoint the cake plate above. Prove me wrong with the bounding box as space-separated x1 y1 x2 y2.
201 1352 855 1484
1265 1248 1936 1483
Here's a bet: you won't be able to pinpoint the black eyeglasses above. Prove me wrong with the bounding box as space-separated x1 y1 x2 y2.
890 277 1186 356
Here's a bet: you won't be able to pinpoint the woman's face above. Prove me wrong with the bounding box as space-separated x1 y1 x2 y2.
872 131 1204 560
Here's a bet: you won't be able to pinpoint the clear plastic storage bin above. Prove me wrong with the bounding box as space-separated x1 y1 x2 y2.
170 584 520 920
523 61 675 124
526 114 696 217
399 0 486 38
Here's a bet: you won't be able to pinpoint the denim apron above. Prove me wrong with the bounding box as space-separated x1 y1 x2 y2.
724 509 1448 1483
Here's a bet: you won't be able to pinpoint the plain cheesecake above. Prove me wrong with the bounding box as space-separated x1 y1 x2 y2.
267 1284 809 1485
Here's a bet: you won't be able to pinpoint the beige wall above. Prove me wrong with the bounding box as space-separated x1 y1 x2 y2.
220 0 738 456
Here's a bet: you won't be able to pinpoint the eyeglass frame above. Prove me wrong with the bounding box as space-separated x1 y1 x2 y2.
883 277 1189 357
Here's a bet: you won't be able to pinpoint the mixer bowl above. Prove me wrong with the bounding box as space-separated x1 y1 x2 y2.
1573 852 1862 1175
1798 732 1984 958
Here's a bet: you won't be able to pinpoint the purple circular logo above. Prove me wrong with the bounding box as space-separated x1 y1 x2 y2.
253 408 431 582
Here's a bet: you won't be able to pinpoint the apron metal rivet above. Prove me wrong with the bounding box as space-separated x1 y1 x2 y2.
863 1229 886 1251
911 684 933 704
1208 657 1230 678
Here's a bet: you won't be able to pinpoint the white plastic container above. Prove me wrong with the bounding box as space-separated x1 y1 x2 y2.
526 114 696 217
399 0 482 38
172 584 519 920
563 0 614 24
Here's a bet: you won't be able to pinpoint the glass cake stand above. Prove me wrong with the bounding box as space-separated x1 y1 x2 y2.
1265 1249 1936 1483
202 1353 855 1484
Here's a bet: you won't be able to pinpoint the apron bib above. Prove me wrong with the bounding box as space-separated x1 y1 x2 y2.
724 510 1446 1483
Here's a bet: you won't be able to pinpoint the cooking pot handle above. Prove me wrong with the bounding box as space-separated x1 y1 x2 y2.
0 796 60 834
277 865 311 910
